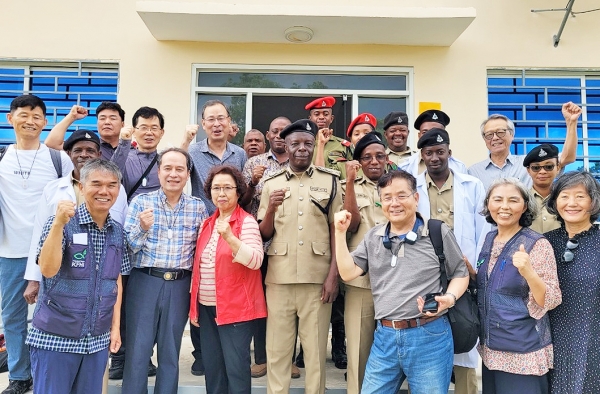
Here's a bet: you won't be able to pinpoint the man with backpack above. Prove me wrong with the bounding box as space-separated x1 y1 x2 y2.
333 170 469 394
0 95 73 394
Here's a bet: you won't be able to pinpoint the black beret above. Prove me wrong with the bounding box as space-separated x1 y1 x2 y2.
417 128 450 149
353 131 386 160
279 119 318 139
383 111 409 131
413 110 450 131
63 129 100 151
523 144 559 167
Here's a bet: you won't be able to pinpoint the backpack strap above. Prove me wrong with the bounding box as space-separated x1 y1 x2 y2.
48 148 63 178
427 219 449 293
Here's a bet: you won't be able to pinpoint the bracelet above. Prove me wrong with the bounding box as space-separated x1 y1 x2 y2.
445 292 457 308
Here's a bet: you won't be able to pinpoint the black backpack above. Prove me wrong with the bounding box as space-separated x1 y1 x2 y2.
428 219 480 354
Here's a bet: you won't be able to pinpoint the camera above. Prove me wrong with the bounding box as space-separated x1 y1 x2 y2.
423 292 442 313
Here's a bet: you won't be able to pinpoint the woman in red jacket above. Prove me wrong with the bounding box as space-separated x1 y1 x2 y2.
190 165 266 394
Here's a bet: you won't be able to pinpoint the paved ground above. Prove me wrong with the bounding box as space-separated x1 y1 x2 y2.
0 325 482 393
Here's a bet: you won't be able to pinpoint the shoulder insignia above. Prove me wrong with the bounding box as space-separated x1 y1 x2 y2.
263 168 287 182
335 157 348 163
341 139 351 147
387 161 398 171
315 166 341 178
340 179 348 185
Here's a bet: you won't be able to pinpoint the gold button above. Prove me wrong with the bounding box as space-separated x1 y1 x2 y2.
437 208 442 213
299 241 304 246
299 211 303 216
299 226 303 230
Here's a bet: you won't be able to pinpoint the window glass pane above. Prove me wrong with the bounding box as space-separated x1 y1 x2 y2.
198 72 406 91
358 97 406 134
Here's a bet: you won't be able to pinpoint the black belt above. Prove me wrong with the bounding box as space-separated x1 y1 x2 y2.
137 267 190 281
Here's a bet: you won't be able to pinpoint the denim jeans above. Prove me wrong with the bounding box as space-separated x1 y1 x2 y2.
361 315 453 394
0 257 31 380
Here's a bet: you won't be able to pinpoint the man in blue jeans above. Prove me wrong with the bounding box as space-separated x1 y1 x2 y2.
0 95 73 394
333 170 469 394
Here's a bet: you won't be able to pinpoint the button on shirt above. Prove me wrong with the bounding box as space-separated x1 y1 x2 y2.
125 189 207 270
189 139 247 215
467 154 532 191
426 172 454 230
26 204 131 354
529 189 561 234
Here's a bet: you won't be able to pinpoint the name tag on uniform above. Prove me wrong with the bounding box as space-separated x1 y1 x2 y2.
73 233 88 245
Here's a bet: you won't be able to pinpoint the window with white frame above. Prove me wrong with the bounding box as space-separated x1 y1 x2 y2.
192 65 412 146
488 69 600 175
0 61 119 145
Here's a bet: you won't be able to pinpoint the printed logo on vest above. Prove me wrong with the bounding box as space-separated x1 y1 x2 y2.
72 249 87 268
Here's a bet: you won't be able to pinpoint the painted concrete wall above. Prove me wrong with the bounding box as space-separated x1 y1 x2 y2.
1 0 599 165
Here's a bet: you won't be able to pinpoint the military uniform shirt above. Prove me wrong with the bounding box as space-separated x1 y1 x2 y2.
426 172 454 229
257 165 342 285
530 188 561 234
386 147 415 166
314 136 353 180
341 176 386 289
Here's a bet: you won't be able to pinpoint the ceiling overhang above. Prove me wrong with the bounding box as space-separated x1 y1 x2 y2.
136 1 476 46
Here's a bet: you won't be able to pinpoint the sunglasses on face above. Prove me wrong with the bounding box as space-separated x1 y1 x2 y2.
562 238 579 263
528 164 557 172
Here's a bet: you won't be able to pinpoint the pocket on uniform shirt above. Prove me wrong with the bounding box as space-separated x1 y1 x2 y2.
278 190 292 217
309 191 330 216
267 242 288 256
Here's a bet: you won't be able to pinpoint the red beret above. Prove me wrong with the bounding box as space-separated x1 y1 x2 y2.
346 113 377 137
305 96 336 111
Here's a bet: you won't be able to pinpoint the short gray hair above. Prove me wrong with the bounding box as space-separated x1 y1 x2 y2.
80 159 122 185
480 177 538 227
546 171 600 224
480 114 515 137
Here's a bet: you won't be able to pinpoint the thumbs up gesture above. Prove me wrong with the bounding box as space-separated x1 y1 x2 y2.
512 244 534 279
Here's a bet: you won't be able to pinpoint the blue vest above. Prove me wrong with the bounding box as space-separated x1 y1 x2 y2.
476 227 552 353
32 212 124 339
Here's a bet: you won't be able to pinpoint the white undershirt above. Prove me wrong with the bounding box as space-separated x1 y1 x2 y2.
0 144 73 257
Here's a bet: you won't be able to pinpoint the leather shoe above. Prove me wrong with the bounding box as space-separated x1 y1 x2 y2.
291 363 301 379
251 363 267 378
148 360 157 377
191 359 205 376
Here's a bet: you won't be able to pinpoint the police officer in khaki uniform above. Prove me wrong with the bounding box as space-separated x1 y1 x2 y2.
309 96 353 180
341 132 388 394
383 111 415 166
258 119 343 394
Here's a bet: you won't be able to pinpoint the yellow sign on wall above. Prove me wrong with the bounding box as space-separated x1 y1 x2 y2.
418 102 442 115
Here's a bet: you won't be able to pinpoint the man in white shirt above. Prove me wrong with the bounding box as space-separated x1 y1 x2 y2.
0 95 73 394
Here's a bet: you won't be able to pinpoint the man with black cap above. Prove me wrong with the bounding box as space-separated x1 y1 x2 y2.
524 144 564 234
340 132 388 394
468 102 580 191
415 128 486 394
308 96 353 179
257 119 342 394
383 111 415 166
400 109 467 177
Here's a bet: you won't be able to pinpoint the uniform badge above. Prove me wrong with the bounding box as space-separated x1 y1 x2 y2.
306 123 312 131
321 100 326 107
539 148 547 157
432 113 439 120
365 114 370 121
85 133 91 139
436 134 443 143
398 117 403 124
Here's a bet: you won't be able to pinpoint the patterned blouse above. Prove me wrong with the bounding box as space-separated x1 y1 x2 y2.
478 236 562 376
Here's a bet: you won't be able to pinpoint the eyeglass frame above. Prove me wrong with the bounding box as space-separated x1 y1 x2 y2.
562 238 579 263
210 186 237 194
135 126 162 133
528 163 557 173
359 153 388 164
381 191 416 204
482 128 510 140
202 115 231 125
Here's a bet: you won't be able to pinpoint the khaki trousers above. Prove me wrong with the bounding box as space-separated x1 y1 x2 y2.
344 285 375 394
453 365 478 394
266 283 332 394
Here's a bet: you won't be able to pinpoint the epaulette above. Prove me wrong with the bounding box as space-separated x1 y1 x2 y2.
340 179 348 185
315 166 341 178
340 139 352 148
262 168 286 182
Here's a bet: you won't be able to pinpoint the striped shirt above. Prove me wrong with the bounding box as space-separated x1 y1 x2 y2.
198 215 263 305
125 189 207 270
26 203 130 354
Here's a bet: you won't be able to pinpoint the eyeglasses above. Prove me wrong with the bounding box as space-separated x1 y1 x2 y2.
381 192 415 204
562 238 579 263
359 154 387 164
211 186 237 193
203 116 230 124
528 164 556 172
135 126 162 132
482 128 509 140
